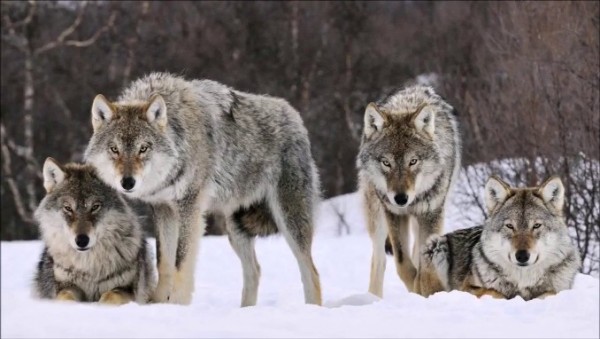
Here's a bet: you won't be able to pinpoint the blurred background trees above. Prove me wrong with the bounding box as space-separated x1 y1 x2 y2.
1 1 598 272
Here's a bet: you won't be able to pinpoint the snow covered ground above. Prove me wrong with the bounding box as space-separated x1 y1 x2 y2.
2 191 599 338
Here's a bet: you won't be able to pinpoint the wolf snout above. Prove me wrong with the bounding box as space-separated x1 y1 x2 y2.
121 177 136 191
394 192 409 206
515 250 530 265
75 234 90 250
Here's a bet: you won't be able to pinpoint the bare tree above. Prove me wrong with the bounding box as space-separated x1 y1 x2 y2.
1 1 115 232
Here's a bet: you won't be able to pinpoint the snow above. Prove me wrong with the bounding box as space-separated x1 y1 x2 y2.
2 190 599 338
1 159 598 338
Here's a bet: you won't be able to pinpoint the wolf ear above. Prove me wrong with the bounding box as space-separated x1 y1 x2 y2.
145 95 167 129
412 105 436 138
539 176 564 212
364 103 388 137
43 157 66 193
91 94 114 132
485 175 511 214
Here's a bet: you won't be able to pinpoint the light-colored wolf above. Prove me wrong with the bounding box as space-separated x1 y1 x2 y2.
34 158 156 304
421 175 581 300
357 85 461 297
84 72 322 306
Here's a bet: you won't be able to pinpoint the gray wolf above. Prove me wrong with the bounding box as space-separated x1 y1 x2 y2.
34 158 156 304
84 72 322 306
421 175 581 300
357 85 461 297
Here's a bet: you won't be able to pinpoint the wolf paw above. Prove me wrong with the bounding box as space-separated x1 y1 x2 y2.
99 290 132 306
151 284 172 303
422 235 448 262
167 289 192 305
55 289 79 302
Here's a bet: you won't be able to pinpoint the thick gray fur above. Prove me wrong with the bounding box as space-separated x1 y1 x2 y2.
422 177 581 300
34 162 156 304
84 73 322 306
357 85 461 297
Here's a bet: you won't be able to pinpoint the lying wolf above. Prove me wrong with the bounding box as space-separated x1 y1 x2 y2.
34 158 155 304
421 175 581 300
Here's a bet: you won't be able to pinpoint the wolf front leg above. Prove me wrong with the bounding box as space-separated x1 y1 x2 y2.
413 209 445 295
151 203 179 303
385 211 417 292
365 192 387 298
168 191 206 305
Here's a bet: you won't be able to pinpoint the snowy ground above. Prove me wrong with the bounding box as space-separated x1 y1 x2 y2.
2 191 599 338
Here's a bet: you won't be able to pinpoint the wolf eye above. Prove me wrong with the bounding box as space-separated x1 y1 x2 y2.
505 223 514 230
381 159 391 167
533 223 542 229
91 203 101 212
139 145 148 154
63 206 73 213
110 146 119 154
409 158 418 166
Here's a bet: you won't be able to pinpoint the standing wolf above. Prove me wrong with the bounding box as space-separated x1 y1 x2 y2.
34 158 155 304
420 176 581 300
357 85 461 297
84 72 322 306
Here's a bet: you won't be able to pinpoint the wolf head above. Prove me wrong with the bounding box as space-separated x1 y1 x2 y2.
84 94 178 197
481 175 572 269
34 158 131 252
357 86 447 208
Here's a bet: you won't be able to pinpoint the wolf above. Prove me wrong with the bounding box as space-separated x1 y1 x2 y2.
84 72 322 306
357 85 461 297
421 175 581 300
33 158 156 304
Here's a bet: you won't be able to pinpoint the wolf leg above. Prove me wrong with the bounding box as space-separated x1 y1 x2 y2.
226 220 261 307
55 287 84 302
385 212 417 292
169 193 206 305
151 203 179 303
419 234 450 297
99 289 133 305
270 191 322 305
365 193 387 298
413 210 445 295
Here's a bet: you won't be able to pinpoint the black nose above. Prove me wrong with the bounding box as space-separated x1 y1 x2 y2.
515 250 530 263
121 177 136 190
75 234 89 248
394 193 408 206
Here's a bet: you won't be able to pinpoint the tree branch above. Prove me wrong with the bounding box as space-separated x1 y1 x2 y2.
0 123 35 224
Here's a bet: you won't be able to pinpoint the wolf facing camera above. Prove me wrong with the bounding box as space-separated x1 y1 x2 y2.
357 85 461 297
34 158 156 304
421 175 581 300
84 73 322 306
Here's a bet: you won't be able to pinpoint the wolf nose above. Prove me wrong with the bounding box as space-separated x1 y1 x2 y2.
75 234 89 248
121 177 136 190
394 193 408 206
515 250 530 263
